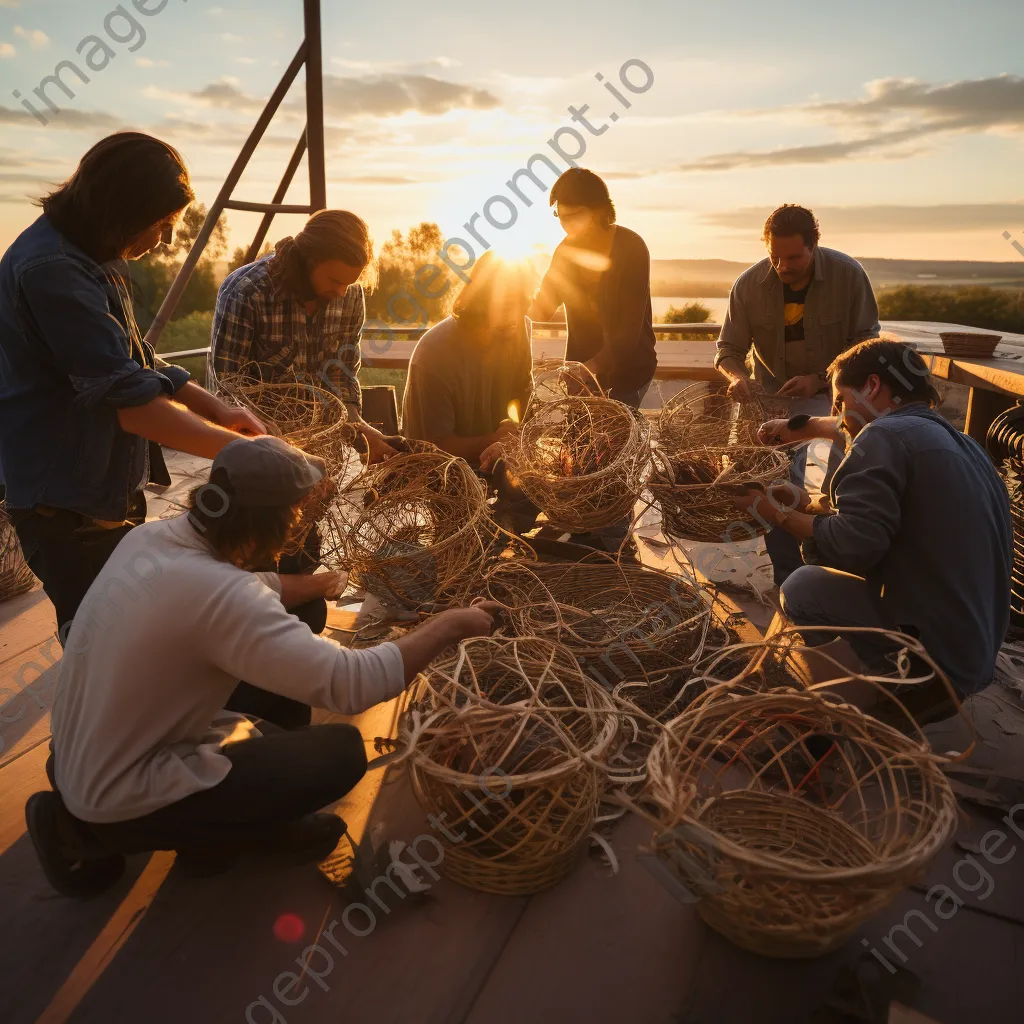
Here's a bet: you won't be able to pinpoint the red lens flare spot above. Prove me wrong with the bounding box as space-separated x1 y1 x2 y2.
273 912 305 943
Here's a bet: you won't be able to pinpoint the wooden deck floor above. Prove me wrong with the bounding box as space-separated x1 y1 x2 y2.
3 496 1024 1022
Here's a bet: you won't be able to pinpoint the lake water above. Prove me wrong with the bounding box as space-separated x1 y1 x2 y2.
652 296 728 323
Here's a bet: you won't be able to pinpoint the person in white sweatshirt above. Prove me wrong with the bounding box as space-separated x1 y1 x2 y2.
26 435 499 897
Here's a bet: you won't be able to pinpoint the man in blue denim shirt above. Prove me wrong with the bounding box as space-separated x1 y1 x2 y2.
736 338 1011 699
0 133 264 636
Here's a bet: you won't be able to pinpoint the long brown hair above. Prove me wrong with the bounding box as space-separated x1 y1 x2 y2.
268 209 378 301
41 132 194 263
186 469 303 570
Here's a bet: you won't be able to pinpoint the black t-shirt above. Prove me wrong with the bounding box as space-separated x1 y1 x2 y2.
535 226 657 395
783 282 810 343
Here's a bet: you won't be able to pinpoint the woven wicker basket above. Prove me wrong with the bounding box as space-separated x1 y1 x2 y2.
939 332 1002 359
643 684 957 958
485 558 718 686
401 637 617 895
658 381 790 449
0 509 35 602
649 445 791 544
502 396 651 533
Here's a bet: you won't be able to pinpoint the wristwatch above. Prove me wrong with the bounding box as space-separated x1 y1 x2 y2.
787 413 811 431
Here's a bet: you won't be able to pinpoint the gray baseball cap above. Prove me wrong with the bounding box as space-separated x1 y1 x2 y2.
211 437 327 507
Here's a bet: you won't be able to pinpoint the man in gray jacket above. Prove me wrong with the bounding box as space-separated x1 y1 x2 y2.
736 338 1011 699
714 205 881 583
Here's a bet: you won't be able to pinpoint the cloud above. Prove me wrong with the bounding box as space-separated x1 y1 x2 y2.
221 33 244 43
318 72 499 118
807 74 1024 132
0 103 121 130
13 25 48 48
676 128 928 172
136 57 170 68
680 75 1024 171
328 174 420 185
702 203 1024 235
0 1 20 7
0 42 13 58
173 72 500 121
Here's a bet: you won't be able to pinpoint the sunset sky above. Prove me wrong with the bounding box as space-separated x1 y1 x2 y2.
1 0 1022 264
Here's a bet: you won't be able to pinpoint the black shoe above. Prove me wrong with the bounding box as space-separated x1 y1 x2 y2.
257 813 348 866
25 792 125 898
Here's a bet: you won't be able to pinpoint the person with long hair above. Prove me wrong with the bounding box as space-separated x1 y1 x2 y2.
25 436 500 897
528 168 657 407
211 209 398 463
0 132 265 639
402 251 535 464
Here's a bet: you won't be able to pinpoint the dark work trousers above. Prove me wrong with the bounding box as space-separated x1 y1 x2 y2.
10 493 147 643
46 723 367 855
225 524 327 730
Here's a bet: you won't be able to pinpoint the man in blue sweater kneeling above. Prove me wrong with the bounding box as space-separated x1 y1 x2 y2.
739 337 1012 702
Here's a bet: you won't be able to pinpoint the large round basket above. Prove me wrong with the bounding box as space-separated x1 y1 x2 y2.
502 396 651 533
649 445 791 544
0 509 35 602
485 558 716 685
335 488 501 610
219 377 357 481
644 685 957 958
414 636 621 760
658 381 790 449
346 447 487 510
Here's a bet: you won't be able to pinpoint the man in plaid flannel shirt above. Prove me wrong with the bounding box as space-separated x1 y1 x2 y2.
210 214 397 463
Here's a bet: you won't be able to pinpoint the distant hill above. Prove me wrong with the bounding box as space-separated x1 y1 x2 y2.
650 258 1024 297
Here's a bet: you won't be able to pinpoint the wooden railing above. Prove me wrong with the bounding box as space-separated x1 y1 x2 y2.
158 321 723 363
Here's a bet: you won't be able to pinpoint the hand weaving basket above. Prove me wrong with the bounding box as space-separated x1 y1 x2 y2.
502 396 651 533
649 445 791 544
643 682 957 958
0 508 36 602
658 381 791 449
401 637 618 895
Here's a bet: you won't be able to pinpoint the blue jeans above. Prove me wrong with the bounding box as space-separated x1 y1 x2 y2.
780 564 899 670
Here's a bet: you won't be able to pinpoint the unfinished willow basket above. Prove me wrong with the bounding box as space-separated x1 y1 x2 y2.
649 444 791 544
0 509 35 602
643 682 957 958
503 396 651 533
219 376 358 482
485 558 716 686
658 381 789 449
401 638 615 894
327 489 504 610
414 636 621 760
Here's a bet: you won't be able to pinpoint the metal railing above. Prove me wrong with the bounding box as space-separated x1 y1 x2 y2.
158 321 723 363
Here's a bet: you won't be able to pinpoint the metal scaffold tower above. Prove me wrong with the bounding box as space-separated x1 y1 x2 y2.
146 0 326 346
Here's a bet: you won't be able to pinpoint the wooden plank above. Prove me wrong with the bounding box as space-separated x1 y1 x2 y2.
965 386 1016 442
0 638 60 766
0 585 55 667
465 814 708 1024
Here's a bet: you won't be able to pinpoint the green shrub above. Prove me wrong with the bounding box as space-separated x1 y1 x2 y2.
660 301 713 324
878 286 1024 334
155 311 214 355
